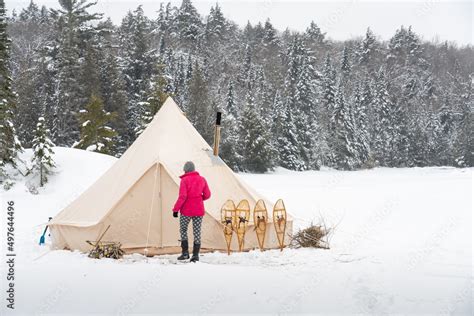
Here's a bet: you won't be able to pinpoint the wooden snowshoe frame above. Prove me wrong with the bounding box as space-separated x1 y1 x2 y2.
253 199 268 251
220 200 236 255
234 200 250 252
273 199 287 251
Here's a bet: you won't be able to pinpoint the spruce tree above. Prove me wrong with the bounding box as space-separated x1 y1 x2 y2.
0 0 22 182
259 19 282 83
100 53 128 153
51 0 102 146
10 0 52 147
136 64 169 136
81 42 102 102
187 62 213 143
156 2 173 42
351 85 370 167
273 90 304 170
341 46 351 79
239 93 274 172
220 80 242 170
204 3 227 45
31 117 55 187
371 69 393 165
358 27 381 74
225 80 238 118
304 21 325 46
319 54 337 165
453 87 473 167
175 0 202 51
172 55 188 110
283 36 318 169
253 66 273 127
437 94 456 165
330 81 347 168
239 44 253 87
119 5 155 144
337 93 358 170
74 94 117 155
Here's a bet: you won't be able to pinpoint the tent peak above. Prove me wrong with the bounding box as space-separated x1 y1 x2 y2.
162 97 183 112
151 96 185 122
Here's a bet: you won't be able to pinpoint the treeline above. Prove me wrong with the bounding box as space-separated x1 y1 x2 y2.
3 0 473 177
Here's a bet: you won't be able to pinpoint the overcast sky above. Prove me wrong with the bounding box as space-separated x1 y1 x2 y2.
6 0 473 46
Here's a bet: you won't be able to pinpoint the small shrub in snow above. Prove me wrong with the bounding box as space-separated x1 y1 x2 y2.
31 117 55 187
2 179 14 191
26 182 39 195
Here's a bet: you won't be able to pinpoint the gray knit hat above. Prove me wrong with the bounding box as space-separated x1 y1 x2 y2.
183 161 195 173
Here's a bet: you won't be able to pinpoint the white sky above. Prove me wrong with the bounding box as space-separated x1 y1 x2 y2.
7 0 473 46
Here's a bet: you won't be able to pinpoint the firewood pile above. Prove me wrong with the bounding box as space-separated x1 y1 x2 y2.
290 224 331 249
87 241 125 259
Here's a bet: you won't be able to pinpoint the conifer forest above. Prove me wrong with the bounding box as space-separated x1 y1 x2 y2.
1 0 473 178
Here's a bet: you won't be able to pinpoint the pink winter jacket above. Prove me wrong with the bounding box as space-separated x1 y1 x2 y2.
172 171 211 217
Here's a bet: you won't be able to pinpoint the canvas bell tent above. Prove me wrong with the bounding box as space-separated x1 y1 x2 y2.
49 97 293 255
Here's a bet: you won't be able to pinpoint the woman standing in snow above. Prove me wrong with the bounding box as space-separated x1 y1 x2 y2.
173 161 211 262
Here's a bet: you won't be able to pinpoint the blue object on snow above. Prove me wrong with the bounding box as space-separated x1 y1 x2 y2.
39 217 52 246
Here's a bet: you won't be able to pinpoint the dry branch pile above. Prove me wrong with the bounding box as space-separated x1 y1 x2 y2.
291 224 331 249
87 241 124 259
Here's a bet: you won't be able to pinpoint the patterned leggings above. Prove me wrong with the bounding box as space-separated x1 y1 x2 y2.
179 215 203 244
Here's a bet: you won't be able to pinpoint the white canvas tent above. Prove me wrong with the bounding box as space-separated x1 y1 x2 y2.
49 97 292 255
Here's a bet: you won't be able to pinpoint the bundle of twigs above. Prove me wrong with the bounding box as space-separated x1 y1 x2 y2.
87 241 125 259
86 225 124 259
291 224 331 249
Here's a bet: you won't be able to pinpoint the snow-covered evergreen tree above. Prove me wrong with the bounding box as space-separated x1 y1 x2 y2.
204 3 228 45
341 46 351 79
371 69 394 165
259 19 282 83
156 2 173 42
50 0 102 146
136 64 169 136
187 62 213 143
330 81 348 168
437 94 456 165
0 0 22 182
351 85 370 167
219 80 243 170
9 1 51 147
273 90 304 170
304 21 325 46
239 93 274 172
74 94 117 155
119 5 156 144
225 80 238 118
31 117 55 187
239 43 253 87
452 79 473 167
320 54 337 164
81 42 102 103
100 53 128 153
358 27 381 74
174 0 202 51
282 36 318 169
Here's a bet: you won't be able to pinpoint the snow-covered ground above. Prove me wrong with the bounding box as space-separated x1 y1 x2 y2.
1 148 472 315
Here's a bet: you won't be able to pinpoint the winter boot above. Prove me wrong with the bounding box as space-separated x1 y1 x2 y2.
177 240 189 260
190 243 201 262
